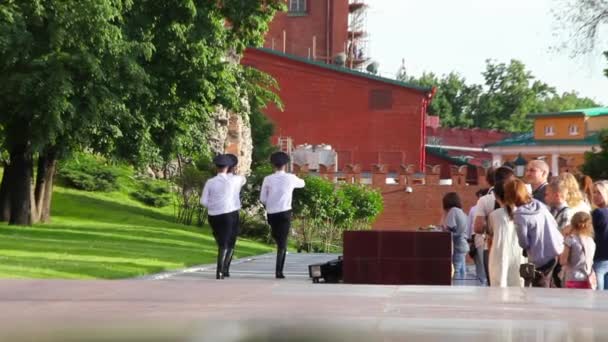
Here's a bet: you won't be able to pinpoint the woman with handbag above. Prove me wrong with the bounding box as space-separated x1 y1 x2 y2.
505 179 564 288
487 181 527 287
560 212 597 289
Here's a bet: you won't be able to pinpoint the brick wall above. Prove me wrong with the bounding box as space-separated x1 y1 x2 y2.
294 163 489 231
265 0 349 62
242 48 430 172
373 183 479 230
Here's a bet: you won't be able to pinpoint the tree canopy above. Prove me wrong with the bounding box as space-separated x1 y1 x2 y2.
0 0 284 225
400 59 601 132
552 0 608 56
582 129 608 179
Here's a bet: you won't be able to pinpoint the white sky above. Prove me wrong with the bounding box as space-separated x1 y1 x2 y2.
366 0 608 105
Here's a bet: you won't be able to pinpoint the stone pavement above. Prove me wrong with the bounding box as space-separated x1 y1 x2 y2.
143 252 341 281
144 251 483 286
2 253 608 341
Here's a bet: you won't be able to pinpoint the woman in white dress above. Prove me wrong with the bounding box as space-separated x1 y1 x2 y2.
487 181 526 287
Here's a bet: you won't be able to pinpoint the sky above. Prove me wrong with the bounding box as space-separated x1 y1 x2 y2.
366 0 608 105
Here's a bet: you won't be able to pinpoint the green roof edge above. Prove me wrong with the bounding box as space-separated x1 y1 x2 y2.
485 132 600 147
425 146 475 166
251 47 434 93
527 107 608 118
527 112 585 118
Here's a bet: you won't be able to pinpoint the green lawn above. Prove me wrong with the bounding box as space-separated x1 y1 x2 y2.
0 186 274 279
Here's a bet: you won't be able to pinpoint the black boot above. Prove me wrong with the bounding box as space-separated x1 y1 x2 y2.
275 248 286 279
216 247 228 280
223 248 234 277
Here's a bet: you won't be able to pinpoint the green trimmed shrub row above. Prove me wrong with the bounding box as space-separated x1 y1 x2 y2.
131 179 172 207
57 153 121 192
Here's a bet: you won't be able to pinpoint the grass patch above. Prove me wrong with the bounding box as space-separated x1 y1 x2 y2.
0 186 274 279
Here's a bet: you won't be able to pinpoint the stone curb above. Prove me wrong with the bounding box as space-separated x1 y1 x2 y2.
138 252 277 280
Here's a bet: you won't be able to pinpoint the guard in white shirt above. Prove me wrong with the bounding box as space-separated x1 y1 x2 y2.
260 151 305 278
223 153 246 277
200 154 246 279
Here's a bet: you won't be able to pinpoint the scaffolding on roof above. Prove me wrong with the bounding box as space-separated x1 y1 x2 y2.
346 0 370 70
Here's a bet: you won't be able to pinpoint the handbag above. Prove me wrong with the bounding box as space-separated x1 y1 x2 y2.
520 262 537 280
577 235 597 290
467 236 477 258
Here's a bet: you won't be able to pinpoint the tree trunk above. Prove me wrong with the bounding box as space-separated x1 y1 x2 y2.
34 148 57 223
9 144 33 225
0 163 13 221
30 183 37 224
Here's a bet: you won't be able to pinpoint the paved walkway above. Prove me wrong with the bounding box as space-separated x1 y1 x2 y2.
144 252 342 281
4 253 606 341
144 252 483 286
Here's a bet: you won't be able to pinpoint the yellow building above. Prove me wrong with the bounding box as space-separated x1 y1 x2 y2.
485 107 608 176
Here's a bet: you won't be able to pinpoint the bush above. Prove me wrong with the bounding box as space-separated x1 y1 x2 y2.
57 153 122 192
340 183 384 230
174 163 212 226
241 164 273 211
239 213 272 243
131 178 172 207
292 176 355 252
290 177 384 252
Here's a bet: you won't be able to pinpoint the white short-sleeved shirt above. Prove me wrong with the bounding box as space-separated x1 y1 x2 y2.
474 191 497 250
229 174 246 210
260 171 305 214
474 192 496 220
200 173 246 216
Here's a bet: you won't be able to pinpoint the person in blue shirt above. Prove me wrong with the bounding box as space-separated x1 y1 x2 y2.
442 192 469 280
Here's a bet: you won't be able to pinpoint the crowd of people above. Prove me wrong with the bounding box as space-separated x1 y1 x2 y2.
442 160 608 289
200 151 305 280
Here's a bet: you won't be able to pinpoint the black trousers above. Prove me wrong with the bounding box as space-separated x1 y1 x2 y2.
208 211 238 249
267 210 292 249
483 249 491 286
229 211 240 249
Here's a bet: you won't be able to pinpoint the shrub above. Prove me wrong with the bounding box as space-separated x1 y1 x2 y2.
173 164 211 226
340 183 384 230
292 176 356 252
131 178 172 207
241 164 273 212
290 177 384 252
57 153 122 192
239 213 273 243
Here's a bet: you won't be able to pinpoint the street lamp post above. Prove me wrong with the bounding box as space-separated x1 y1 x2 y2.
514 153 527 178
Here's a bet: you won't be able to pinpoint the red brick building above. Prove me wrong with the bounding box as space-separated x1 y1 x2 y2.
242 48 434 171
265 0 368 67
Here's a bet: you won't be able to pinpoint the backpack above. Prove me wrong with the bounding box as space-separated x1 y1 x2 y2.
572 235 597 289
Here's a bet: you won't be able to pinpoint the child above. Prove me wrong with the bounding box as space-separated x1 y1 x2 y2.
560 212 596 289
